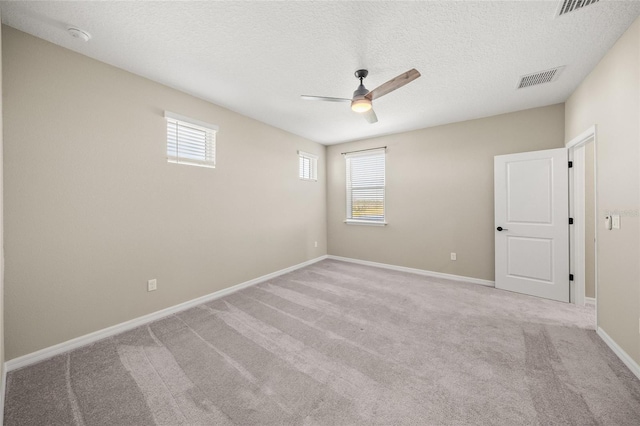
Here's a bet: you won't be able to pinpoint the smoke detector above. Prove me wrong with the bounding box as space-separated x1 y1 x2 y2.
67 27 91 42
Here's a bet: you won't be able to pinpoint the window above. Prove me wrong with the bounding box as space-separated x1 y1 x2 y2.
165 111 217 168
345 148 386 225
298 150 318 181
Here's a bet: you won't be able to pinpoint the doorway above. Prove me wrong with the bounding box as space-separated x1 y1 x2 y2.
567 126 597 317
493 128 597 312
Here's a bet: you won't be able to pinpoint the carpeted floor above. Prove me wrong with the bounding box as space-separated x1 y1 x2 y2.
5 259 640 425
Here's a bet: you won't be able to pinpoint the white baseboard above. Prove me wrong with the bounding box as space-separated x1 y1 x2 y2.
597 327 640 381
585 297 596 306
327 255 495 287
0 365 6 426
5 255 328 372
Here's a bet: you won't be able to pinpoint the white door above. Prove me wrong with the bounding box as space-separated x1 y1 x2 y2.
494 148 569 302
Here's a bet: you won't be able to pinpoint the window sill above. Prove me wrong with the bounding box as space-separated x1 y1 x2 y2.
344 220 387 226
168 159 215 169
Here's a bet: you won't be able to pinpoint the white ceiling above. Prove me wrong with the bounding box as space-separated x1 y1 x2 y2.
1 1 639 145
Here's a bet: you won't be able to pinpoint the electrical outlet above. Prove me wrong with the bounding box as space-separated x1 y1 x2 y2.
450 253 457 261
147 279 157 292
314 241 318 248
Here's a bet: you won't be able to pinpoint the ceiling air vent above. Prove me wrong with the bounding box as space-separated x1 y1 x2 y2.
517 66 565 89
557 0 600 17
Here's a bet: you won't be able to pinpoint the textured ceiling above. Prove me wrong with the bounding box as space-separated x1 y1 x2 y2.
1 1 640 145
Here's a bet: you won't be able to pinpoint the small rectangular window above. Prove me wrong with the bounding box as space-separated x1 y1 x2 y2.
298 150 318 181
165 111 217 168
345 148 386 224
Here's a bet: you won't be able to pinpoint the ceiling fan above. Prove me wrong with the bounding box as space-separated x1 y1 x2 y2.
301 68 421 124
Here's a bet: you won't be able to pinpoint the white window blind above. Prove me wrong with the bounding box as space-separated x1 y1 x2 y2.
165 111 217 168
298 150 318 181
345 148 386 224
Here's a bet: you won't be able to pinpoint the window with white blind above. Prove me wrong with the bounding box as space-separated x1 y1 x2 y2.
298 151 318 181
165 111 218 168
345 148 386 225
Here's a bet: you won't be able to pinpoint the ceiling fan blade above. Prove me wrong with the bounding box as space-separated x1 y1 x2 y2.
365 69 421 101
363 108 378 124
301 95 351 102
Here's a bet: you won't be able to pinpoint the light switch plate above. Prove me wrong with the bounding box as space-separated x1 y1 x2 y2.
612 214 620 229
148 279 157 292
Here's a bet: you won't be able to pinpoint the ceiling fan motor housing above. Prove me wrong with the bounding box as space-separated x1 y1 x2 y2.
352 70 372 112
353 83 369 99
353 69 370 98
354 69 369 79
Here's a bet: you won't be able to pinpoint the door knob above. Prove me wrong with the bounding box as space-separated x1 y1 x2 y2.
496 226 508 231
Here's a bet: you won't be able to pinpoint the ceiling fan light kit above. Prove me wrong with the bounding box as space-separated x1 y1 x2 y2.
351 98 372 113
301 68 421 124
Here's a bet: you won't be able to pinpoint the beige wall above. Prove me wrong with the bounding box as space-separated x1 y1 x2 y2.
585 142 596 299
2 26 327 360
565 17 640 363
327 104 565 281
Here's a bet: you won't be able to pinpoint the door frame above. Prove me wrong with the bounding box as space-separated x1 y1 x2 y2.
566 125 598 321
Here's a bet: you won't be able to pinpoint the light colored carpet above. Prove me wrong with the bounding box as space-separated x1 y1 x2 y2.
5 259 640 425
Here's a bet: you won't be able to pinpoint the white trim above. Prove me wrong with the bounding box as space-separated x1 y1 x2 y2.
327 255 495 287
5 255 328 372
0 366 6 426
569 145 586 305
164 111 219 131
297 150 318 160
566 125 596 149
597 327 640 381
167 158 215 169
585 297 596 306
566 125 597 326
344 220 387 226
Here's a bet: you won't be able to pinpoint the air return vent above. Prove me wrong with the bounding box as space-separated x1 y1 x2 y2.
557 0 599 17
517 66 565 89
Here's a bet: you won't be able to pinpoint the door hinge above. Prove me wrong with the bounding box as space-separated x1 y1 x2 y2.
568 161 573 168
569 274 574 281
569 218 574 225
